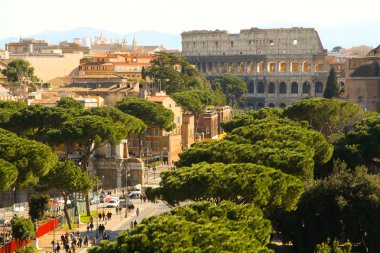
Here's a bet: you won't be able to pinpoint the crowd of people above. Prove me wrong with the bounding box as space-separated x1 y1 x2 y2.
51 231 94 253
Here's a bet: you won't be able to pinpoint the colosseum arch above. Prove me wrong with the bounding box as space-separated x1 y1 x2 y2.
291 82 298 94
238 62 245 74
315 81 323 93
257 81 265 94
268 103 275 108
279 61 287 72
302 60 311 73
268 82 275 94
268 61 275 73
303 81 311 94
291 61 299 72
257 61 264 73
247 62 254 74
314 60 324 72
279 103 287 108
279 82 287 94
247 81 254 94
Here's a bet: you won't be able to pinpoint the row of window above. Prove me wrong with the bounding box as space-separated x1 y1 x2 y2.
200 60 323 73
247 81 324 94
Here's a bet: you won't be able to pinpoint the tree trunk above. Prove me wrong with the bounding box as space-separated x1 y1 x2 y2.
194 113 200 137
63 196 72 230
138 133 143 158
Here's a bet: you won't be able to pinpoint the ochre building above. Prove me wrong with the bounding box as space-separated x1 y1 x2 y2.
181 27 329 108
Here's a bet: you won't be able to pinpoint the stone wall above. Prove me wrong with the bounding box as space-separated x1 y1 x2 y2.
181 27 329 109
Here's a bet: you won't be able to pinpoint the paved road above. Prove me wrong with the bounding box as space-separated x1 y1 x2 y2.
36 165 172 253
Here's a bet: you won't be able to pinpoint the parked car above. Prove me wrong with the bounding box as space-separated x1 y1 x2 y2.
100 195 112 203
106 197 120 208
128 191 141 199
90 196 100 205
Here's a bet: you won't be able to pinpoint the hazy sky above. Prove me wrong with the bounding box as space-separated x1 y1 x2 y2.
1 0 380 39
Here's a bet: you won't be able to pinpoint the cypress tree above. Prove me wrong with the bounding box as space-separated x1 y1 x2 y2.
323 68 340 98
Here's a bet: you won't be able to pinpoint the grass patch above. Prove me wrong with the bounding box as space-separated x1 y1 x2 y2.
80 210 98 223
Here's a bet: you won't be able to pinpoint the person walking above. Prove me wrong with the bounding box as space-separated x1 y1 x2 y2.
136 207 139 216
134 220 137 228
130 220 134 229
55 242 61 253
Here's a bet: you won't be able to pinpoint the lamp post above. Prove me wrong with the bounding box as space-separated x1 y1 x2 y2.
125 166 130 218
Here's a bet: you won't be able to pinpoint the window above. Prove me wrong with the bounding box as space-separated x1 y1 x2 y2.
230 41 234 48
269 40 274 46
315 82 323 93
293 39 298 45
268 62 275 72
279 82 287 94
291 82 298 94
257 82 265 93
154 141 160 148
268 82 275 94
154 128 160 136
146 128 151 136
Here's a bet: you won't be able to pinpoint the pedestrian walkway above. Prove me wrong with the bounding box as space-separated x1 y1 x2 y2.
36 201 148 253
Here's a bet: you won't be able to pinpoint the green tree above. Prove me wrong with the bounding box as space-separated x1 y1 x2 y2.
279 162 380 253
221 107 285 133
143 51 210 93
11 217 36 250
0 159 18 191
2 105 71 143
179 118 333 181
284 98 365 136
116 97 174 157
171 90 219 133
150 162 303 213
57 97 85 110
0 100 27 127
2 59 39 85
89 201 273 253
211 74 247 107
0 128 58 188
314 238 352 253
331 46 342 52
43 160 93 229
28 194 50 222
333 113 380 170
51 115 127 215
323 68 340 98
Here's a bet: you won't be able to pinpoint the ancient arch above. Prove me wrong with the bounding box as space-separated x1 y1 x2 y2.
268 82 275 94
279 61 287 72
279 82 287 94
291 62 299 72
248 81 254 93
291 82 298 94
302 60 311 73
268 103 275 108
257 81 265 94
268 61 275 73
315 81 323 93
303 81 311 94
257 61 264 73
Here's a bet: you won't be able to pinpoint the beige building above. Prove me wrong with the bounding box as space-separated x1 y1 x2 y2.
181 27 329 109
6 52 83 82
128 92 183 165
343 46 380 112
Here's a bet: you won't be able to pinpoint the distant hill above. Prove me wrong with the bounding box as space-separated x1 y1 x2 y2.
0 27 181 50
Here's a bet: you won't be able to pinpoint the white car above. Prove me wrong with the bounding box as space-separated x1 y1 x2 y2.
106 198 120 208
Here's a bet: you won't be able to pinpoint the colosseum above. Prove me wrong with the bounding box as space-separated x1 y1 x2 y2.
181 27 329 109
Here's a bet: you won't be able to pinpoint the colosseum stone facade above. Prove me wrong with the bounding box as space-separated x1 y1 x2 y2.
181 27 329 109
